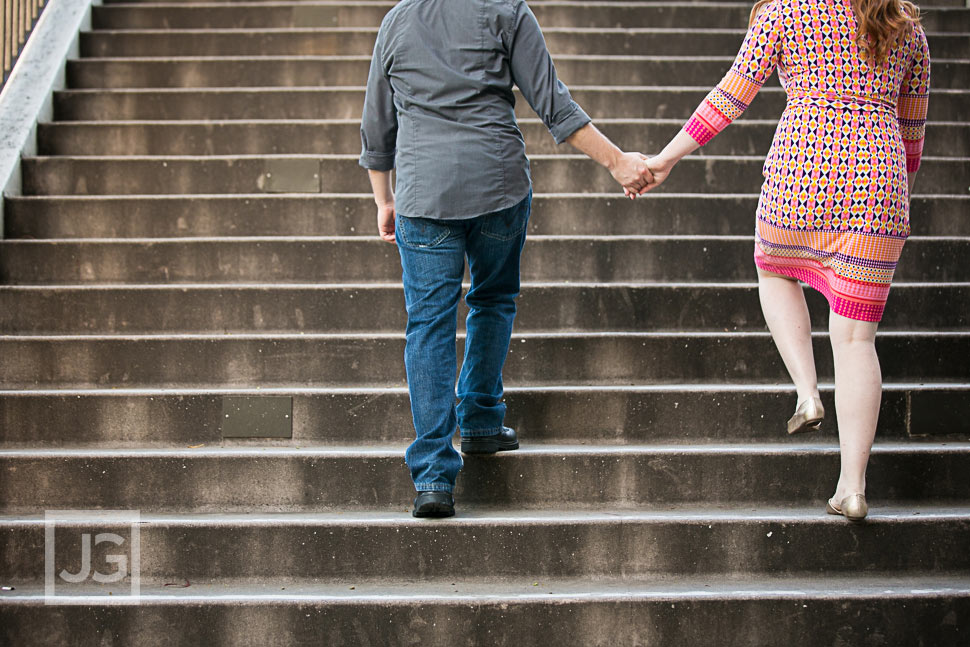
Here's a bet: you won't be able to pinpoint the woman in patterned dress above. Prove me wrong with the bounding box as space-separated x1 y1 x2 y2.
640 0 930 521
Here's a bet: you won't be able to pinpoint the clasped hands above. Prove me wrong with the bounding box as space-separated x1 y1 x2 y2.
610 152 673 199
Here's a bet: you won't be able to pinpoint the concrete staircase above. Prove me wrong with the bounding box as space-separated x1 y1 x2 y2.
2 0 969 643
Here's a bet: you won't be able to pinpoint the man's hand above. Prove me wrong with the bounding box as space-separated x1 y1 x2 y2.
377 202 396 243
367 169 396 242
564 124 654 199
610 152 654 199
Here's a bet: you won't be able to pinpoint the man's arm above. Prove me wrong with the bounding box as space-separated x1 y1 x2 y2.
359 26 399 241
506 2 650 196
565 123 652 197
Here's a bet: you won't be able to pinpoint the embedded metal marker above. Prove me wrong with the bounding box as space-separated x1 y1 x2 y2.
259 159 321 193
220 396 293 438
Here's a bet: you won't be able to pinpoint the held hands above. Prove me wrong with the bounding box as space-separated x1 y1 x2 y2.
611 152 654 199
377 202 396 243
621 155 675 197
611 152 675 200
632 130 697 196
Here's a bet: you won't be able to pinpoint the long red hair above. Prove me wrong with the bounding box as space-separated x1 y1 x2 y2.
748 0 921 65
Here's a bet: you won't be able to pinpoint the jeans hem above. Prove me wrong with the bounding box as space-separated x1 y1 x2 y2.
459 425 507 438
413 483 454 493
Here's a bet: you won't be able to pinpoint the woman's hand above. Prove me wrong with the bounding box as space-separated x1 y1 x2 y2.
638 156 675 193
635 130 700 195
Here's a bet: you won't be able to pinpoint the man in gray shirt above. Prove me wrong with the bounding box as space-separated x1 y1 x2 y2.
360 0 650 517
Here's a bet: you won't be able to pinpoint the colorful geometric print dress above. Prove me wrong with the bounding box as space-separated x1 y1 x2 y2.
683 0 930 322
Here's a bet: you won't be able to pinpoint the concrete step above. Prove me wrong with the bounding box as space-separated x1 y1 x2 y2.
2 576 968 647
533 0 970 31
35 119 970 157
1 442 968 511
64 56 970 90
0 332 965 388
92 0 392 29
52 87 970 121
81 27 754 57
5 508 970 581
20 155 970 195
88 2 970 32
78 28 970 59
1 283 967 334
1 384 965 447
7 194 967 238
1 237 965 284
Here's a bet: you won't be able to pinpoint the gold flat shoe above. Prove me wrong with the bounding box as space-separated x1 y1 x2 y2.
826 493 868 522
787 395 824 435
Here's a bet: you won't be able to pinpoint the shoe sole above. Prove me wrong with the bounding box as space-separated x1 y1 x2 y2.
787 418 823 435
826 500 867 523
460 437 520 455
412 503 455 518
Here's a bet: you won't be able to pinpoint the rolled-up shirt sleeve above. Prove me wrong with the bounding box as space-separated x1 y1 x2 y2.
508 2 590 144
359 28 398 171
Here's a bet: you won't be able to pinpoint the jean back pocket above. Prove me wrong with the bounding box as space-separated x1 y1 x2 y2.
398 216 453 248
479 195 531 242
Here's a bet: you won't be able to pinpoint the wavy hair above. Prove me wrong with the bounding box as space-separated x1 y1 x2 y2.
748 0 921 65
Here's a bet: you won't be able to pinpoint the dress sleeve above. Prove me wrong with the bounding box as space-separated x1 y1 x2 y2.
683 1 785 146
897 26 930 173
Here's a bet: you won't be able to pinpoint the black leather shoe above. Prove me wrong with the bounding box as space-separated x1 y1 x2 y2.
460 426 519 455
412 491 455 518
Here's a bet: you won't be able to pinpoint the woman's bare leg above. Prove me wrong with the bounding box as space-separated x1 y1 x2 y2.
757 270 821 405
828 310 881 500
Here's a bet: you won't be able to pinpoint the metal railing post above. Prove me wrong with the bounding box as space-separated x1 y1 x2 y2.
1 0 51 87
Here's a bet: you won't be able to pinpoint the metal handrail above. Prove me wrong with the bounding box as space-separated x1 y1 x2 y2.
1 0 48 86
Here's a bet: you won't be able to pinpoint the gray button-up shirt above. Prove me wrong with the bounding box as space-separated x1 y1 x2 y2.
359 0 591 220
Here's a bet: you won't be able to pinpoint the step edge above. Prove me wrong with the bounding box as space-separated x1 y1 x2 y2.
4 505 970 525
2 330 968 340
1 441 968 458
0 382 967 396
3 575 970 605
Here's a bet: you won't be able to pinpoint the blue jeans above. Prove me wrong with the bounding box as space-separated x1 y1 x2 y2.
395 192 531 493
